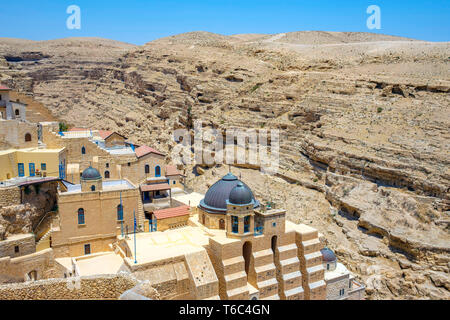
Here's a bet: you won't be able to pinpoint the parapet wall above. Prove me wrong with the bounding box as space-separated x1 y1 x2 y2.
0 248 65 284
0 273 140 300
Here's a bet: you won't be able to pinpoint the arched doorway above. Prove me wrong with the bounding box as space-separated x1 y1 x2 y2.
243 241 252 277
219 219 225 230
271 235 278 254
25 133 32 142
27 270 37 281
155 165 161 177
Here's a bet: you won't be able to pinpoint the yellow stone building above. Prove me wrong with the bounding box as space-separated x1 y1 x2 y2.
52 166 140 257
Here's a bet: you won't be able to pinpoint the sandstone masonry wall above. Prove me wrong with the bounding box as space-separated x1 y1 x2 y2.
0 273 139 300
0 187 21 207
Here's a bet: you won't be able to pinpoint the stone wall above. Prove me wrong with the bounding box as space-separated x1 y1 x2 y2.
0 234 35 258
0 186 21 207
0 248 65 284
0 120 38 150
0 273 139 300
325 275 349 300
156 214 190 231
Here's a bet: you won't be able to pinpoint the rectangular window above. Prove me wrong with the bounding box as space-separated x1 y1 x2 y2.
29 163 35 177
84 244 91 255
244 216 250 233
18 163 25 177
14 246 19 253
232 216 239 233
41 163 47 170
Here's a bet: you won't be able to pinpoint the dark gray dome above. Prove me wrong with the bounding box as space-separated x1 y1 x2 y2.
229 182 253 205
320 247 337 262
199 173 259 213
81 166 101 180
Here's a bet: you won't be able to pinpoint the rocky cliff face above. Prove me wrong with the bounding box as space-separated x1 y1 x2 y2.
0 31 448 299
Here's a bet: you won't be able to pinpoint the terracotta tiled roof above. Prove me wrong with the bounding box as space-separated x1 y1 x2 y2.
135 145 165 158
98 130 114 139
153 205 190 220
140 183 170 192
0 85 10 90
165 165 183 176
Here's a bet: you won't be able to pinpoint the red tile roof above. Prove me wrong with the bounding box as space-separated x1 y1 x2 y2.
135 145 165 158
140 183 171 192
165 165 183 176
0 85 10 91
153 205 190 220
98 130 113 139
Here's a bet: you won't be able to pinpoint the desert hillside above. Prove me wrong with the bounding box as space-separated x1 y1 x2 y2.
0 31 449 299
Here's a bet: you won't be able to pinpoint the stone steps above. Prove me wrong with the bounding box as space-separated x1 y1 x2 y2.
224 271 248 290
256 278 279 299
301 238 322 255
226 285 249 300
284 286 304 300
277 243 298 260
304 251 323 268
253 249 274 267
223 256 245 276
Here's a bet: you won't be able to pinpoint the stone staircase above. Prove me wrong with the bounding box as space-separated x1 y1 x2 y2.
274 243 304 300
296 230 326 300
252 248 279 299
137 195 145 231
36 228 52 252
222 256 249 299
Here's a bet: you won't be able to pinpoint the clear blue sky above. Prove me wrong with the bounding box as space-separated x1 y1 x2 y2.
1 0 449 45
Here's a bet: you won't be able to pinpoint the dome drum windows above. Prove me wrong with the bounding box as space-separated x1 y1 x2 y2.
231 216 239 233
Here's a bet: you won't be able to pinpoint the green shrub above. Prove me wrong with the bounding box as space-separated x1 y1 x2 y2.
59 122 68 132
377 107 383 113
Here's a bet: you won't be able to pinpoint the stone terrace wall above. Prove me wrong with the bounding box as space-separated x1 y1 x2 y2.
0 187 21 208
0 273 139 300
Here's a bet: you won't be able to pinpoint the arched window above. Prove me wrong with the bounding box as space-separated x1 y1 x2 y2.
219 219 225 230
78 208 85 225
25 133 32 142
104 171 110 179
117 204 123 221
155 165 161 177
15 109 20 116
145 164 150 174
90 185 96 191
81 146 86 154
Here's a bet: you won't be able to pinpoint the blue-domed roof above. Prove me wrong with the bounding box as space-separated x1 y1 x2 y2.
81 166 102 180
229 182 254 205
320 247 337 262
199 173 259 213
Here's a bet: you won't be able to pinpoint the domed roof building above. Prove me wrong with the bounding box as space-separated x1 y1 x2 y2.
81 166 102 180
320 247 337 271
199 173 259 214
228 182 254 205
80 166 103 192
